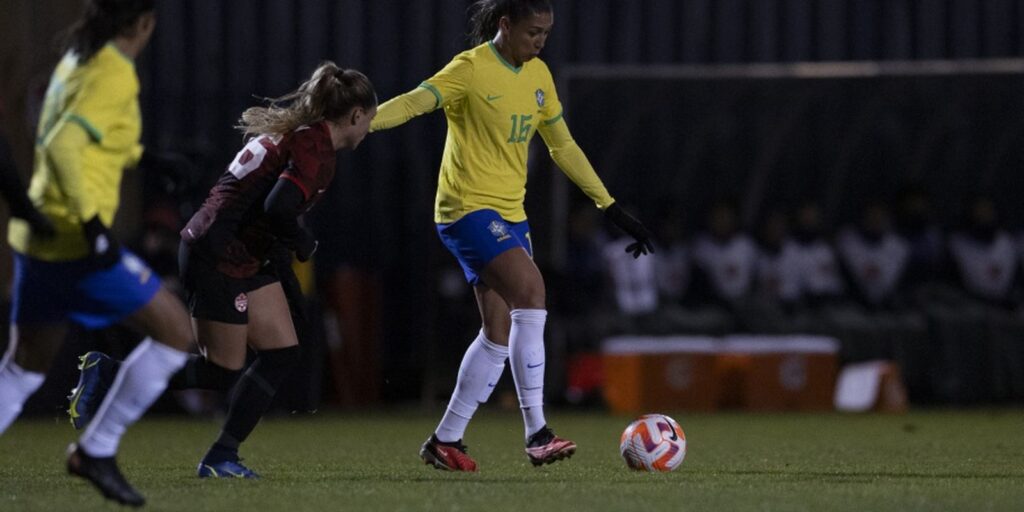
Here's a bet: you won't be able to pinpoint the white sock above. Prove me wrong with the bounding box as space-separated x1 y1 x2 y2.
435 330 508 443
508 308 547 440
79 338 187 457
0 351 46 434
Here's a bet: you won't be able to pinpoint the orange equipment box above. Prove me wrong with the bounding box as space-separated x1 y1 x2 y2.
600 335 839 413
602 337 720 414
722 336 839 411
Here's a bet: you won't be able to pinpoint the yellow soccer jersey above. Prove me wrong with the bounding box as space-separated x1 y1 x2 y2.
8 43 144 260
421 42 574 223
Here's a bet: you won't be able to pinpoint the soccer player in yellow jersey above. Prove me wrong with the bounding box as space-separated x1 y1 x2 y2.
0 1 193 506
371 0 654 471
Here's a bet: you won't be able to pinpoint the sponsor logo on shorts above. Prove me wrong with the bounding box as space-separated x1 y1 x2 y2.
488 220 511 242
234 292 248 313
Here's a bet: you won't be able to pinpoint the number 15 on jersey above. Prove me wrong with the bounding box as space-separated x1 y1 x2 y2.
507 114 533 144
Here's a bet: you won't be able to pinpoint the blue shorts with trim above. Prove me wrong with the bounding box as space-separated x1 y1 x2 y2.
436 209 532 285
11 250 162 330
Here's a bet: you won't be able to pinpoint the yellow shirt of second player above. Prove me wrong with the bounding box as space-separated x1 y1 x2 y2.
8 43 144 261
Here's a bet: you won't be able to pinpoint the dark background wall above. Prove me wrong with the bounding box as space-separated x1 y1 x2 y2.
4 0 1024 402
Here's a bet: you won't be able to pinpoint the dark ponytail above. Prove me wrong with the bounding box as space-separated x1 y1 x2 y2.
468 0 552 46
59 0 155 62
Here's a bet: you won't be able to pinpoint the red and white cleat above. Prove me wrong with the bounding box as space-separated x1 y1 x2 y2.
525 426 577 467
420 435 478 472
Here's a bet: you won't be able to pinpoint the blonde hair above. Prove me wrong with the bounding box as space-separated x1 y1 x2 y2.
236 61 376 138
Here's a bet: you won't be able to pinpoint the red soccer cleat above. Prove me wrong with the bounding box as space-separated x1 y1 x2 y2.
420 435 478 472
525 426 577 467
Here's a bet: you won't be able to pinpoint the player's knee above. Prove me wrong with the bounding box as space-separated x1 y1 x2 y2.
507 282 545 310
482 326 509 346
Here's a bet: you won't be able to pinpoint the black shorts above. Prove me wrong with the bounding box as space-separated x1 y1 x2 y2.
179 242 278 325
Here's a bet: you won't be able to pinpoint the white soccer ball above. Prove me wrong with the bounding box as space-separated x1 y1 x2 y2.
619 414 687 472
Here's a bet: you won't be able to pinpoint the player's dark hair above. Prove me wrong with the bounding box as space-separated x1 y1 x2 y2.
468 0 553 46
60 0 155 62
237 61 377 138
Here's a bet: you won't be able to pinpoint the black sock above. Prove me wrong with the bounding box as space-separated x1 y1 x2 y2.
168 355 241 391
204 436 240 464
206 346 301 461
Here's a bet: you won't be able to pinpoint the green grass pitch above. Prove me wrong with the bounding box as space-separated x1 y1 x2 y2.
2 409 1022 511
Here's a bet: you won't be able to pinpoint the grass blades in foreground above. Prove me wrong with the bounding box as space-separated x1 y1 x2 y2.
1 409 1022 511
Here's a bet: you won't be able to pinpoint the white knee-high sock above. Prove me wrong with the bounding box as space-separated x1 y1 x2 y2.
79 338 187 457
435 330 508 443
0 350 46 434
508 308 547 439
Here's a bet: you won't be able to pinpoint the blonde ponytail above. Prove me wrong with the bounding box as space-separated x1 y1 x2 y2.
236 62 376 138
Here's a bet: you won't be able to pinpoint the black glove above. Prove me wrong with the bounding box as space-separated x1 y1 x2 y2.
14 208 56 238
82 215 121 268
604 202 655 258
293 228 318 263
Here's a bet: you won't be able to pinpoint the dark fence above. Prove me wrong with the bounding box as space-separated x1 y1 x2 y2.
7 0 1024 408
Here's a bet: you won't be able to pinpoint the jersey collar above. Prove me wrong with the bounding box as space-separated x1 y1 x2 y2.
488 42 522 74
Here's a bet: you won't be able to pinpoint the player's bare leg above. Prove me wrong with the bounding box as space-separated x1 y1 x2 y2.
481 248 576 466
420 285 512 472
196 282 299 479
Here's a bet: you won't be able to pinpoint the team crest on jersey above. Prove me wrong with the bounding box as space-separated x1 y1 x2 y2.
488 220 511 242
535 89 545 107
234 293 248 313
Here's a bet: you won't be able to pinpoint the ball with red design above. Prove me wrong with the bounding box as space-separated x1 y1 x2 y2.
619 414 687 472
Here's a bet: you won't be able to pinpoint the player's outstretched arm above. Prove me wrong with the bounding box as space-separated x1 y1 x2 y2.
538 117 654 258
538 116 614 209
370 86 439 133
372 54 472 133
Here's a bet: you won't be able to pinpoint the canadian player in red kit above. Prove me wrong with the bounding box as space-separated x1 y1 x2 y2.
69 62 377 479
182 115 339 278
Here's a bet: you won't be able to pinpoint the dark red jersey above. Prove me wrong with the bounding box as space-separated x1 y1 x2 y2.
182 121 335 278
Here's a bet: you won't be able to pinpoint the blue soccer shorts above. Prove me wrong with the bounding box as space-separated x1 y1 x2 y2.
436 209 533 285
11 250 162 330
